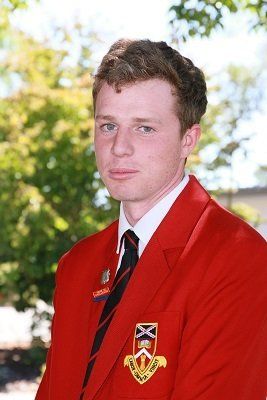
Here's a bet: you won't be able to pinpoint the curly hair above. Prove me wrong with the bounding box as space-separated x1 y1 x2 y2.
93 39 207 136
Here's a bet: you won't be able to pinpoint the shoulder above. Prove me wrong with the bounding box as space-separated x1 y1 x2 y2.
187 198 267 313
198 198 267 278
206 198 266 247
187 196 267 289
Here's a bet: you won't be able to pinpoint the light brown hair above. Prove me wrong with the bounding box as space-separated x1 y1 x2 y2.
93 39 207 136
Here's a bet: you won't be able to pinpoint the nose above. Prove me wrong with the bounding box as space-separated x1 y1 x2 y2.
111 128 134 157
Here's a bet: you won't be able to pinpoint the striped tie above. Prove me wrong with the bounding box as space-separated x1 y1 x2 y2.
80 229 139 399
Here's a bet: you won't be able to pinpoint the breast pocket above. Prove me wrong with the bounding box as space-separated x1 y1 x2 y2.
111 311 182 399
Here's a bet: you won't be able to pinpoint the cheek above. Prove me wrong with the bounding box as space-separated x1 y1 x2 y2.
94 140 107 165
146 141 181 170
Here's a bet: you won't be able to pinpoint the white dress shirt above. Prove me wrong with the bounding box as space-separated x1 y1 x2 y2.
115 174 189 272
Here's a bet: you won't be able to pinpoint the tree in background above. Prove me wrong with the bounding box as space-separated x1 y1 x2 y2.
0 0 33 32
0 24 119 313
170 0 266 228
186 63 264 229
195 64 263 189
170 0 267 41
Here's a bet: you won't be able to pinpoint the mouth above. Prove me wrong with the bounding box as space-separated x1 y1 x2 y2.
108 168 139 180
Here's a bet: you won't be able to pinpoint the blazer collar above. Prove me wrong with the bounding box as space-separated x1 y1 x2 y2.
116 174 190 254
155 174 210 250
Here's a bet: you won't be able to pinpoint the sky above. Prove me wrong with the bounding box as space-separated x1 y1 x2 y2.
10 0 267 189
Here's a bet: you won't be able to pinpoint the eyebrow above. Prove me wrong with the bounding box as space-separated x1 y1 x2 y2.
95 114 162 124
133 117 162 124
95 114 115 121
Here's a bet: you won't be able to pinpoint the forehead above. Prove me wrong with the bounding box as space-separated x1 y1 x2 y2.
95 79 177 117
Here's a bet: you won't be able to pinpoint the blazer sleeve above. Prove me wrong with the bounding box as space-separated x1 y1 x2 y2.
171 236 267 400
35 254 66 400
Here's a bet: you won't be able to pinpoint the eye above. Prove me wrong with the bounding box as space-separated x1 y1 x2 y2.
101 123 117 133
138 126 155 134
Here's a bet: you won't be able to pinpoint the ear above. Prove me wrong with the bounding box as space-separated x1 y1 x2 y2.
180 124 201 158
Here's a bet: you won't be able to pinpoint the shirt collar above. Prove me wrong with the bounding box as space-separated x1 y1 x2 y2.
116 174 189 253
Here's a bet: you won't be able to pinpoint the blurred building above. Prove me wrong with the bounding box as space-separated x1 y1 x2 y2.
218 186 267 239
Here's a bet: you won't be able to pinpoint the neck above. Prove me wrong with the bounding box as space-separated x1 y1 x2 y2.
122 172 185 226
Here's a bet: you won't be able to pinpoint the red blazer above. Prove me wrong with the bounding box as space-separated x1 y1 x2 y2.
36 175 267 400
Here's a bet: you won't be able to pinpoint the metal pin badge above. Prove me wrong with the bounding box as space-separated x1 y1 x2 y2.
100 268 110 285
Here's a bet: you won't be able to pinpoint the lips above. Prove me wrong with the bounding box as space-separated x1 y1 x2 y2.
109 168 138 173
108 168 139 180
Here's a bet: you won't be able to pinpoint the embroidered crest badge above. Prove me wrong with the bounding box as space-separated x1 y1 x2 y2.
124 323 167 384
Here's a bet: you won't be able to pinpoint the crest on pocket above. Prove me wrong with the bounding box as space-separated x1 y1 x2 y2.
124 322 167 384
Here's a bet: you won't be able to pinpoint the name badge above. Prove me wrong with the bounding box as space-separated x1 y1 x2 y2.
92 287 110 302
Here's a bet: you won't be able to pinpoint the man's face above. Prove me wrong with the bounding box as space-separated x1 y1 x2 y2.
94 79 194 208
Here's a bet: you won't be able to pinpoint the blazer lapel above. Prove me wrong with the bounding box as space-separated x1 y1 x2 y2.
83 235 170 400
83 175 210 399
156 174 210 254
83 236 120 367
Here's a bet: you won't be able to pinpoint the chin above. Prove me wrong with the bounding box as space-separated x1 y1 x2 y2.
110 194 134 202
105 184 131 199
107 189 137 202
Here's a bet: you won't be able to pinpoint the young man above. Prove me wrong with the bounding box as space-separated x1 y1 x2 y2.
36 39 267 400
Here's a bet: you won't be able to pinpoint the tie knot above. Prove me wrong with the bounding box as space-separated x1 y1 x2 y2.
124 229 139 251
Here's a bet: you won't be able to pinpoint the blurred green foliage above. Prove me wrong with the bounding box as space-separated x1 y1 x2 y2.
170 0 267 41
189 64 264 190
0 0 37 33
0 24 119 310
230 202 262 227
